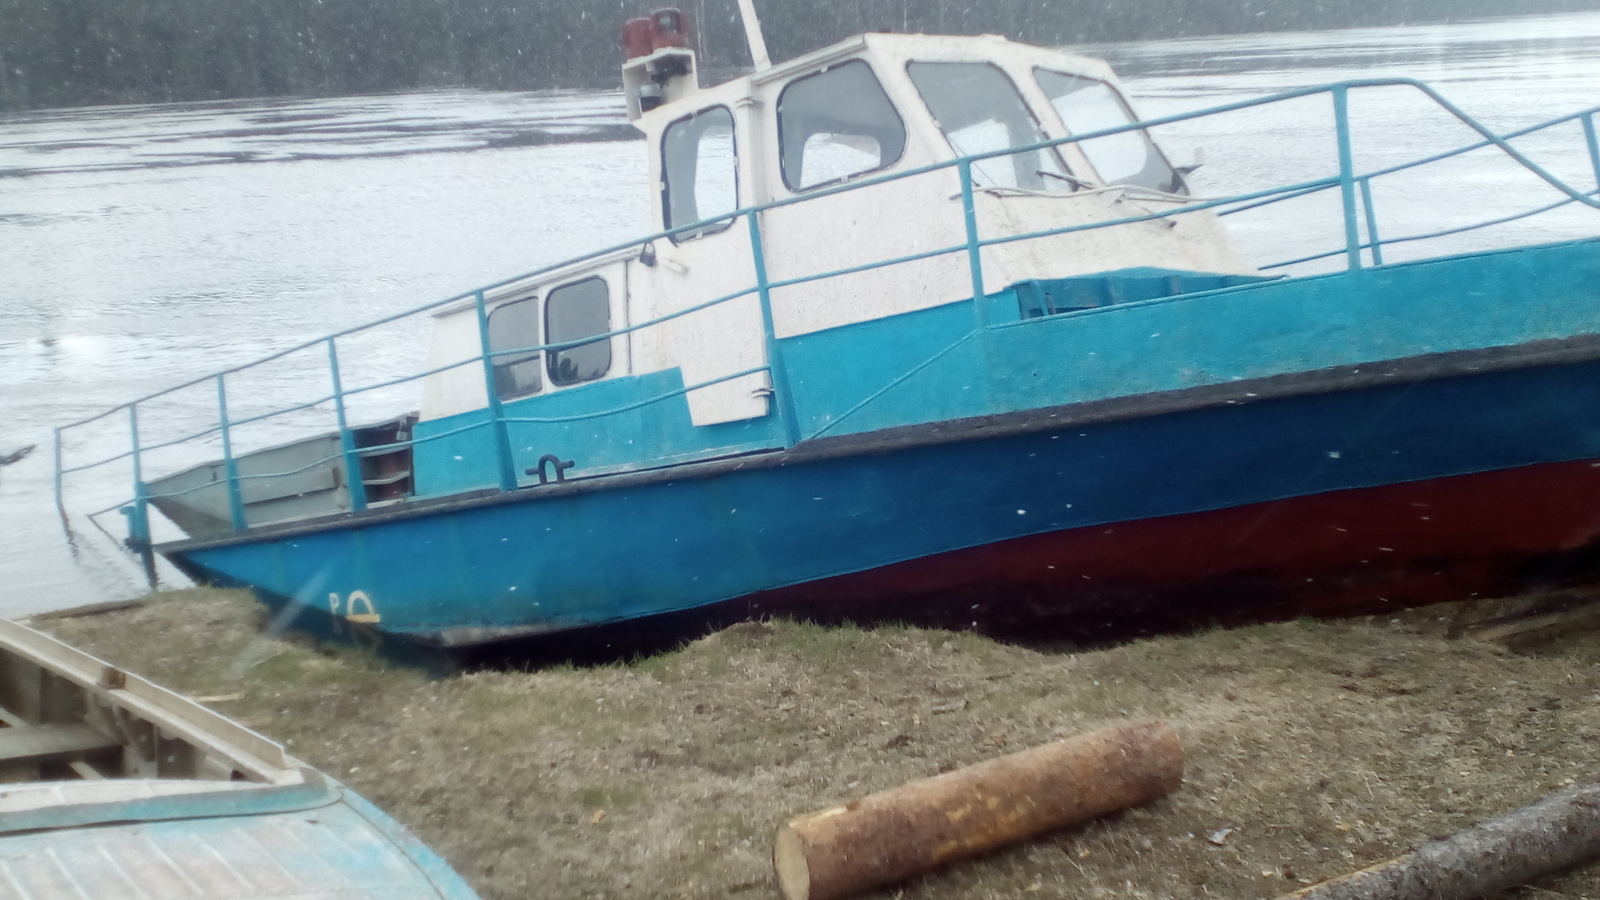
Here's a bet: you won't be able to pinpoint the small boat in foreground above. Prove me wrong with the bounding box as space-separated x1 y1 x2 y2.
54 6 1600 647
0 618 480 898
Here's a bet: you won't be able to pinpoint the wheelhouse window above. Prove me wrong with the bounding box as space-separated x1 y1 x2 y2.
777 60 906 192
488 296 542 401
662 106 738 241
907 61 1074 193
545 277 612 387
1035 70 1184 194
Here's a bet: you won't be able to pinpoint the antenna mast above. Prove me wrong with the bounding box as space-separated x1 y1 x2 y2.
735 0 772 71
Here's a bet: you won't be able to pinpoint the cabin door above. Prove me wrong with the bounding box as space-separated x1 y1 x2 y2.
636 104 771 427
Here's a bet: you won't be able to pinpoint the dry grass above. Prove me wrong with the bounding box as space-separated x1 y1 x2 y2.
33 587 1600 900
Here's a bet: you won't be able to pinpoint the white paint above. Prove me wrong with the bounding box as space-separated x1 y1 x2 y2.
422 258 633 421
420 31 1260 427
328 590 381 623
735 0 772 71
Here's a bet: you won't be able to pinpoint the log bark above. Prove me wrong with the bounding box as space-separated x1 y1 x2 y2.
773 718 1183 900
1283 783 1600 900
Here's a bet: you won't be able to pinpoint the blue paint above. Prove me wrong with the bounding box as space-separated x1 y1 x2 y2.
781 300 985 441
0 774 339 836
984 240 1600 410
0 776 482 899
1008 268 1273 317
172 238 1600 641
473 290 519 493
1359 177 1384 266
1584 113 1600 189
411 369 785 496
1334 86 1364 272
215 374 247 532
327 337 368 514
748 210 803 448
337 781 486 898
770 241 1600 442
183 337 1600 639
960 159 988 327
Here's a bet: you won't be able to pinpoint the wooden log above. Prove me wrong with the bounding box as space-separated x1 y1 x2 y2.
773 718 1183 900
1465 598 1600 645
1282 783 1600 900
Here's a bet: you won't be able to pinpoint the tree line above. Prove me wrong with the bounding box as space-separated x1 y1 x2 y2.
3 0 1597 112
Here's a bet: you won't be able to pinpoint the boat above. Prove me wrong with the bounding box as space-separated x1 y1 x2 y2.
53 4 1600 648
0 616 481 898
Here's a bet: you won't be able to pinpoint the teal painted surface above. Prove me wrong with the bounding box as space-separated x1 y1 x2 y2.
436 241 1600 474
780 300 987 441
185 348 1600 639
1010 268 1275 316
337 784 485 900
0 776 481 899
412 369 785 496
985 239 1600 408
0 777 337 836
767 240 1600 441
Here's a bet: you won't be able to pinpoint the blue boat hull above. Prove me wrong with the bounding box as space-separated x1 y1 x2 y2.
164 328 1600 646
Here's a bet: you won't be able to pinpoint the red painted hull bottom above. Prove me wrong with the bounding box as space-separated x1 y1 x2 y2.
736 458 1600 638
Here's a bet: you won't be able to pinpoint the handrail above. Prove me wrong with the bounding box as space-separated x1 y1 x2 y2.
98 365 780 510
1265 187 1600 270
54 77 1600 564
54 82 1600 434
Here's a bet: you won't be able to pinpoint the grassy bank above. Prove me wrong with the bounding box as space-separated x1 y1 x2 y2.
32 588 1600 900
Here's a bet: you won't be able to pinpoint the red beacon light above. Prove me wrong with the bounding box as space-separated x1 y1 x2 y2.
620 8 692 61
619 8 698 117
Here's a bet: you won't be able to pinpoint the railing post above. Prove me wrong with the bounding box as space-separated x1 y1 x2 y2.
125 404 156 587
473 290 519 493
326 337 368 513
1332 86 1364 273
52 426 66 523
216 374 248 532
1583 113 1600 193
959 159 989 327
1358 176 1384 267
747 210 802 448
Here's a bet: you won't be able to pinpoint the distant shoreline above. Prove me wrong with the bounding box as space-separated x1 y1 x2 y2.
4 1 1597 114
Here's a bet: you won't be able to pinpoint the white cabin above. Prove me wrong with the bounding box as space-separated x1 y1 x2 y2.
420 30 1253 431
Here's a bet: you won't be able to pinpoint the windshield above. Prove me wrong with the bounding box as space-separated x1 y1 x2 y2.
661 106 739 240
1035 69 1184 194
907 61 1075 193
777 60 907 191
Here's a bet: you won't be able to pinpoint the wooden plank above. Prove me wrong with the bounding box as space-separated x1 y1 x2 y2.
0 723 120 764
1280 783 1600 900
1465 597 1600 644
67 759 106 780
20 599 147 623
0 620 293 777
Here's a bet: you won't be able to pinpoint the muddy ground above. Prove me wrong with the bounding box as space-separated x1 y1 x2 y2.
30 588 1600 900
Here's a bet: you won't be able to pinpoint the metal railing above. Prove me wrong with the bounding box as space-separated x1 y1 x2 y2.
54 78 1600 575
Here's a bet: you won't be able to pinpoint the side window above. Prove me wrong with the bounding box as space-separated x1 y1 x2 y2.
1035 70 1184 195
777 60 906 192
546 277 612 387
487 297 541 401
907 61 1073 193
662 106 738 241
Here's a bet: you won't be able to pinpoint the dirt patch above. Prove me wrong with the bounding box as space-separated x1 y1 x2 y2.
33 588 1600 900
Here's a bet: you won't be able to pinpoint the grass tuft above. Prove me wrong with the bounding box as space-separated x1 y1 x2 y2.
33 586 1600 900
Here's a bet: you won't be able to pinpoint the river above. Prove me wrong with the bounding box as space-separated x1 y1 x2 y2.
2 12 1597 616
